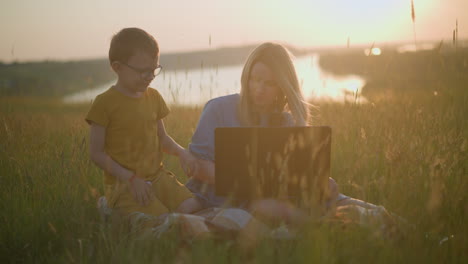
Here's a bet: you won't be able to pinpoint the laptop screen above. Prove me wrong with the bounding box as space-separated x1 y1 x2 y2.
215 126 331 209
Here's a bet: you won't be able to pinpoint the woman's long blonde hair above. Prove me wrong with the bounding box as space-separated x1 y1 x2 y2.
238 42 310 126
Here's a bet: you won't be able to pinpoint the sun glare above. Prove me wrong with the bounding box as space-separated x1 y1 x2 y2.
281 0 435 48
364 47 382 56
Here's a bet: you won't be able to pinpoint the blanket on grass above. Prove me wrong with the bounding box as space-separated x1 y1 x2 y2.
97 196 406 245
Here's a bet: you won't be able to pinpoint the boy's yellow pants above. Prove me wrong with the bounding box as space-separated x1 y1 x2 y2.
105 169 194 217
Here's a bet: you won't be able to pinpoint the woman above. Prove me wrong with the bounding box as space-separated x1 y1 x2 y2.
182 43 373 225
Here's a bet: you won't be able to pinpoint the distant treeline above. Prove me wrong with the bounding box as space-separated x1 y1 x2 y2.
160 44 307 70
319 47 468 97
5 43 465 98
0 59 115 97
0 44 307 97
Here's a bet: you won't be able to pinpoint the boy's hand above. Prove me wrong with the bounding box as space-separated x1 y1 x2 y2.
128 177 154 206
179 149 199 177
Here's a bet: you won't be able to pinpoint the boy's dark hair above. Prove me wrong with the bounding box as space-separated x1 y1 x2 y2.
108 28 159 64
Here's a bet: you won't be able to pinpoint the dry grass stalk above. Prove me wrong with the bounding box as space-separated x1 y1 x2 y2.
411 0 417 47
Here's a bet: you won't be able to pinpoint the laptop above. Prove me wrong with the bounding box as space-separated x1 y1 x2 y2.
215 126 331 210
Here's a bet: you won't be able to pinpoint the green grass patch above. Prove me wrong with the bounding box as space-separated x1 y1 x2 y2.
0 73 467 263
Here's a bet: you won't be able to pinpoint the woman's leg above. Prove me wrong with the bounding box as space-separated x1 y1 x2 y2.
331 178 378 209
249 199 309 227
336 197 378 209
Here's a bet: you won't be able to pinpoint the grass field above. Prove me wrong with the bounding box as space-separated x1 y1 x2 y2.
1 53 467 263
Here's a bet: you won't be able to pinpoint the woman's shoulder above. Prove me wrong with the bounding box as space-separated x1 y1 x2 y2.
207 93 239 105
199 94 240 125
204 93 239 110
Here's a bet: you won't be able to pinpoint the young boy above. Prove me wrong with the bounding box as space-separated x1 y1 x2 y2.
86 28 201 219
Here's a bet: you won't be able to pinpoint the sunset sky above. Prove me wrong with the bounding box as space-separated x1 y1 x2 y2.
1 0 467 62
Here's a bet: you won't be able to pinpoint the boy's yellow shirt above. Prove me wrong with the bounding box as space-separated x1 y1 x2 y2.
86 86 170 184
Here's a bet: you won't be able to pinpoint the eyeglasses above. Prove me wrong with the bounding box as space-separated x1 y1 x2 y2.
120 62 163 79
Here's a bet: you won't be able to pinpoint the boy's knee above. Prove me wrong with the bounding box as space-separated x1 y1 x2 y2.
175 197 203 214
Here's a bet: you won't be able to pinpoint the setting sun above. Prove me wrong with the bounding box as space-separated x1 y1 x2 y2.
0 0 464 62
1 0 467 262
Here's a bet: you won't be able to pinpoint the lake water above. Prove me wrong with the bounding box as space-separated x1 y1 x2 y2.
63 54 367 106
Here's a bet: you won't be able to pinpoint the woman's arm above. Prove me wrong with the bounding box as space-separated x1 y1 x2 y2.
190 158 215 185
185 98 223 184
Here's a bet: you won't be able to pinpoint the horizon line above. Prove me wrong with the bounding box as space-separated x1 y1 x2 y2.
1 38 466 65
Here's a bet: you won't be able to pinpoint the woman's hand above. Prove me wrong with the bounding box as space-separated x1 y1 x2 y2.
328 177 339 201
179 149 199 178
324 177 339 210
